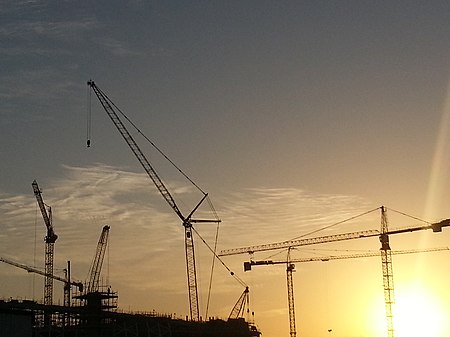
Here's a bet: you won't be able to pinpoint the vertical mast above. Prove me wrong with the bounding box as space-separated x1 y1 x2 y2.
286 249 297 337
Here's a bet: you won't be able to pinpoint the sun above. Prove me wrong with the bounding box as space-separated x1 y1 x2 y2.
393 284 445 337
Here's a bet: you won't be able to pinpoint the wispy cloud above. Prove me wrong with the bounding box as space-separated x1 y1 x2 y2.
0 1 45 16
0 5 141 58
94 37 144 57
214 187 376 250
0 17 98 41
0 68 82 102
0 163 377 311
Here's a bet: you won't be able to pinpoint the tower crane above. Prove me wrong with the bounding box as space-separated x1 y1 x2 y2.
32 180 58 306
0 257 84 303
87 225 110 293
219 214 450 257
219 207 450 337
244 247 448 337
87 80 220 321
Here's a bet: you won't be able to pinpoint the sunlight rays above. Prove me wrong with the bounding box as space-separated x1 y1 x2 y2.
424 80 450 220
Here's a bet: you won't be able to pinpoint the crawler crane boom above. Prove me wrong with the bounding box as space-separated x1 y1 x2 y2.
87 80 220 321
228 286 250 320
87 225 110 293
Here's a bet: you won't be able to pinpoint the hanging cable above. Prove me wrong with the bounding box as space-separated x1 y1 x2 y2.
205 219 220 318
192 226 247 288
289 206 380 241
33 202 38 300
96 85 206 195
86 84 92 147
107 230 110 286
388 207 430 224
207 196 220 221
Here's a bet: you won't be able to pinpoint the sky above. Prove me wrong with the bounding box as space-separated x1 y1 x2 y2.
1 1 450 337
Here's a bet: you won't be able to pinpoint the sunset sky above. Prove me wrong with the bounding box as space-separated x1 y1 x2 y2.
1 2 450 337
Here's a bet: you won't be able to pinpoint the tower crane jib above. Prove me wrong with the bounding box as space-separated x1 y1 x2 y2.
219 217 450 257
0 257 83 295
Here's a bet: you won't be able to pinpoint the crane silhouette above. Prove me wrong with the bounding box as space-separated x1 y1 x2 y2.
87 80 220 320
221 206 450 337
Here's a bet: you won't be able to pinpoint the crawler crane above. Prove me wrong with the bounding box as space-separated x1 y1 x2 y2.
75 225 117 315
32 180 58 306
87 81 220 320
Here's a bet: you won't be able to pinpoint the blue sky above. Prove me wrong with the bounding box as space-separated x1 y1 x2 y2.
1 2 450 337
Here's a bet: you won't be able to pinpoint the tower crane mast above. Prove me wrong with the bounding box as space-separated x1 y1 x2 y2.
32 180 58 306
286 249 296 337
380 206 395 337
87 80 219 321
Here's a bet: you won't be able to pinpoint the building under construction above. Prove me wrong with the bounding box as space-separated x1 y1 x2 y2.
1 199 260 337
0 258 260 337
0 296 261 337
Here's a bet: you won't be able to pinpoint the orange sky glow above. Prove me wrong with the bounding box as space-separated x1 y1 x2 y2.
1 2 450 337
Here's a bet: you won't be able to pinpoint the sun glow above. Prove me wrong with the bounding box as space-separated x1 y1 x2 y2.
393 285 445 337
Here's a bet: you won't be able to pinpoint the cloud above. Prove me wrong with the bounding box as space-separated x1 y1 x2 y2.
0 0 99 43
0 68 82 102
0 164 209 280
0 17 97 40
0 1 45 16
214 187 376 251
0 163 378 311
94 37 143 57
0 5 140 58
